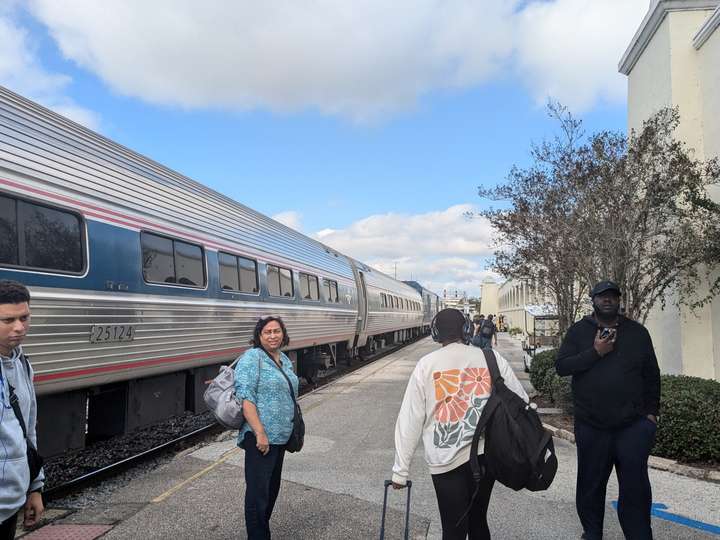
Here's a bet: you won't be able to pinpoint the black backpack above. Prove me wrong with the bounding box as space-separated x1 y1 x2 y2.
468 349 557 492
480 320 494 338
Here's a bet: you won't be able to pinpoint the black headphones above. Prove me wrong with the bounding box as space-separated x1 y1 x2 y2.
431 310 472 343
430 313 441 342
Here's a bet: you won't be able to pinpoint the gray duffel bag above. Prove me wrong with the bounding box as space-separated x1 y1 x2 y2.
204 355 261 429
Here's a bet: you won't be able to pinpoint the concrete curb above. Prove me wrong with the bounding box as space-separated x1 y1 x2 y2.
541 422 720 484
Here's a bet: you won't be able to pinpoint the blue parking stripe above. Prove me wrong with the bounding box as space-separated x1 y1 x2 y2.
612 501 720 535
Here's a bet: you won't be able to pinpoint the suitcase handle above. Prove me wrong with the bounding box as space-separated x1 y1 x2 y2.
379 479 412 540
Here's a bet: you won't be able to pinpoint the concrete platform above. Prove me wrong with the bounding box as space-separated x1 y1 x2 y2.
31 336 720 539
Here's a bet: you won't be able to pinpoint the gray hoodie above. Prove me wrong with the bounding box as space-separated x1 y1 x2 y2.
0 346 44 523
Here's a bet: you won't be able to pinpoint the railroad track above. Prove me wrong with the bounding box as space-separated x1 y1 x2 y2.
44 336 427 501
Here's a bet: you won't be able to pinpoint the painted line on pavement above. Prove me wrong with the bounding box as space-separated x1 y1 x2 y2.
152 448 240 504
612 501 720 535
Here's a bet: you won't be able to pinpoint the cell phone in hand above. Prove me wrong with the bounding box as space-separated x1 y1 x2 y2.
599 327 615 339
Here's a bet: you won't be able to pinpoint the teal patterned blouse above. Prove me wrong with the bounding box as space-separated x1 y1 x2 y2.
234 347 299 445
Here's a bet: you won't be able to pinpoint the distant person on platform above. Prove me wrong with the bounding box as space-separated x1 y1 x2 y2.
472 314 485 340
0 280 44 540
556 281 660 540
472 314 497 350
391 308 528 540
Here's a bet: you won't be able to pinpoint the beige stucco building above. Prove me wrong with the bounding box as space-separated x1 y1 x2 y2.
620 0 720 380
497 279 556 336
479 276 500 316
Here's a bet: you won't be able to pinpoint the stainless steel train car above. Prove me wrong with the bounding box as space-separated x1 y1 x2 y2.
0 85 440 455
403 281 441 331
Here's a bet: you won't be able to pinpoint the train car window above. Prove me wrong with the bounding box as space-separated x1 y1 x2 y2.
267 264 280 296
0 196 18 265
280 267 293 297
238 256 259 293
299 273 319 301
323 279 339 302
141 232 205 287
142 233 175 283
381 293 386 307
175 241 204 286
299 274 308 298
3 199 84 273
219 252 240 290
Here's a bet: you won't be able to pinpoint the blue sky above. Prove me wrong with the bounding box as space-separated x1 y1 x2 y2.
0 0 649 297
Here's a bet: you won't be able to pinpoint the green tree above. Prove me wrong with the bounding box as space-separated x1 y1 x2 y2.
473 103 720 333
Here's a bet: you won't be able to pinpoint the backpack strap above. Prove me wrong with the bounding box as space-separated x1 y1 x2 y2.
7 352 32 440
20 353 31 378
457 349 503 526
483 349 501 384
8 383 29 440
467 348 501 481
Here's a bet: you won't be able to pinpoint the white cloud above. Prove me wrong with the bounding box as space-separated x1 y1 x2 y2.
272 211 303 232
314 204 496 296
0 8 100 129
514 0 649 111
23 0 650 119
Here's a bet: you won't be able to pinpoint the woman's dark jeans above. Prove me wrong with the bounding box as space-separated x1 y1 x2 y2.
242 431 286 540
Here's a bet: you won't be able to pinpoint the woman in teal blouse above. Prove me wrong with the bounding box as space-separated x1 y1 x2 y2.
235 316 299 540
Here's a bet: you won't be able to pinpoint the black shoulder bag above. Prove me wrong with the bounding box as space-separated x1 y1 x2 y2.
8 354 44 484
269 354 305 453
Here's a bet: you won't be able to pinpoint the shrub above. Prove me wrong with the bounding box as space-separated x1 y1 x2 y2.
509 327 524 337
653 375 720 463
529 349 558 397
550 374 573 414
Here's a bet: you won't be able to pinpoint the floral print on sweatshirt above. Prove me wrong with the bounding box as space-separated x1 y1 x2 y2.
432 367 491 448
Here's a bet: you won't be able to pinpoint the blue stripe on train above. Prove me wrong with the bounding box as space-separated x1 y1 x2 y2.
0 221 297 303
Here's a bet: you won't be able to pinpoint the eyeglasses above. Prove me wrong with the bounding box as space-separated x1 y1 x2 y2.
261 328 283 336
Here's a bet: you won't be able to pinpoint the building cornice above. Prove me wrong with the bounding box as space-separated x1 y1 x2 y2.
619 0 720 75
693 5 720 48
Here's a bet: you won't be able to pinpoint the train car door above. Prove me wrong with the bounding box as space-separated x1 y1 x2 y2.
349 260 369 347
356 270 368 336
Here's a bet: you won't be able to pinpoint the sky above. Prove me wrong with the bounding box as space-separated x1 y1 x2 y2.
0 0 651 298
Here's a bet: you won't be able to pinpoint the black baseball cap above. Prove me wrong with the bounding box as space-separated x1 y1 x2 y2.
590 280 621 297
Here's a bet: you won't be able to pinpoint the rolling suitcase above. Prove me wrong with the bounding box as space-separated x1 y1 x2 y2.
379 479 412 540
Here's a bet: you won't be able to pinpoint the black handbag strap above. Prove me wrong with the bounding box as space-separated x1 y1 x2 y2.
261 348 297 405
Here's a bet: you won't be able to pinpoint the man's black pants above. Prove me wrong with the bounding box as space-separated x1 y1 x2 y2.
431 458 495 540
242 432 286 540
575 417 656 540
0 513 18 540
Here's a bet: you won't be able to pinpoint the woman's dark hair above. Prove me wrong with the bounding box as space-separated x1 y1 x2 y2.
0 280 31 305
251 316 290 348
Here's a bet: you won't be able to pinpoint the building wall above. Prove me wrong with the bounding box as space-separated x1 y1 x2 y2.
625 5 719 380
479 280 499 316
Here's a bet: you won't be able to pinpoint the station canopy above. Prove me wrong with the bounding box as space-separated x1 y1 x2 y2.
524 304 558 319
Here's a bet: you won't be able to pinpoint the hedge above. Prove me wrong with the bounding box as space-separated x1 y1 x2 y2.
653 375 720 463
529 349 720 462
529 348 572 413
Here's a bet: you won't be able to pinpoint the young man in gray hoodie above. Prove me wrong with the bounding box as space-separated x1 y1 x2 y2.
0 280 44 539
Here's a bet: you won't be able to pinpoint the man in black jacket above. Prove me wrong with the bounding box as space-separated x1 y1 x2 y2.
556 280 660 540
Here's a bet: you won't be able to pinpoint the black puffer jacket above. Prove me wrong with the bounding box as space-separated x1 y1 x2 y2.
556 315 660 429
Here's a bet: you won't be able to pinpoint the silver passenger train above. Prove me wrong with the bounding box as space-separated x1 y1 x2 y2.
0 86 441 455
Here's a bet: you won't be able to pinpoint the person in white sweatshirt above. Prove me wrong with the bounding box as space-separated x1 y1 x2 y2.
391 308 528 540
